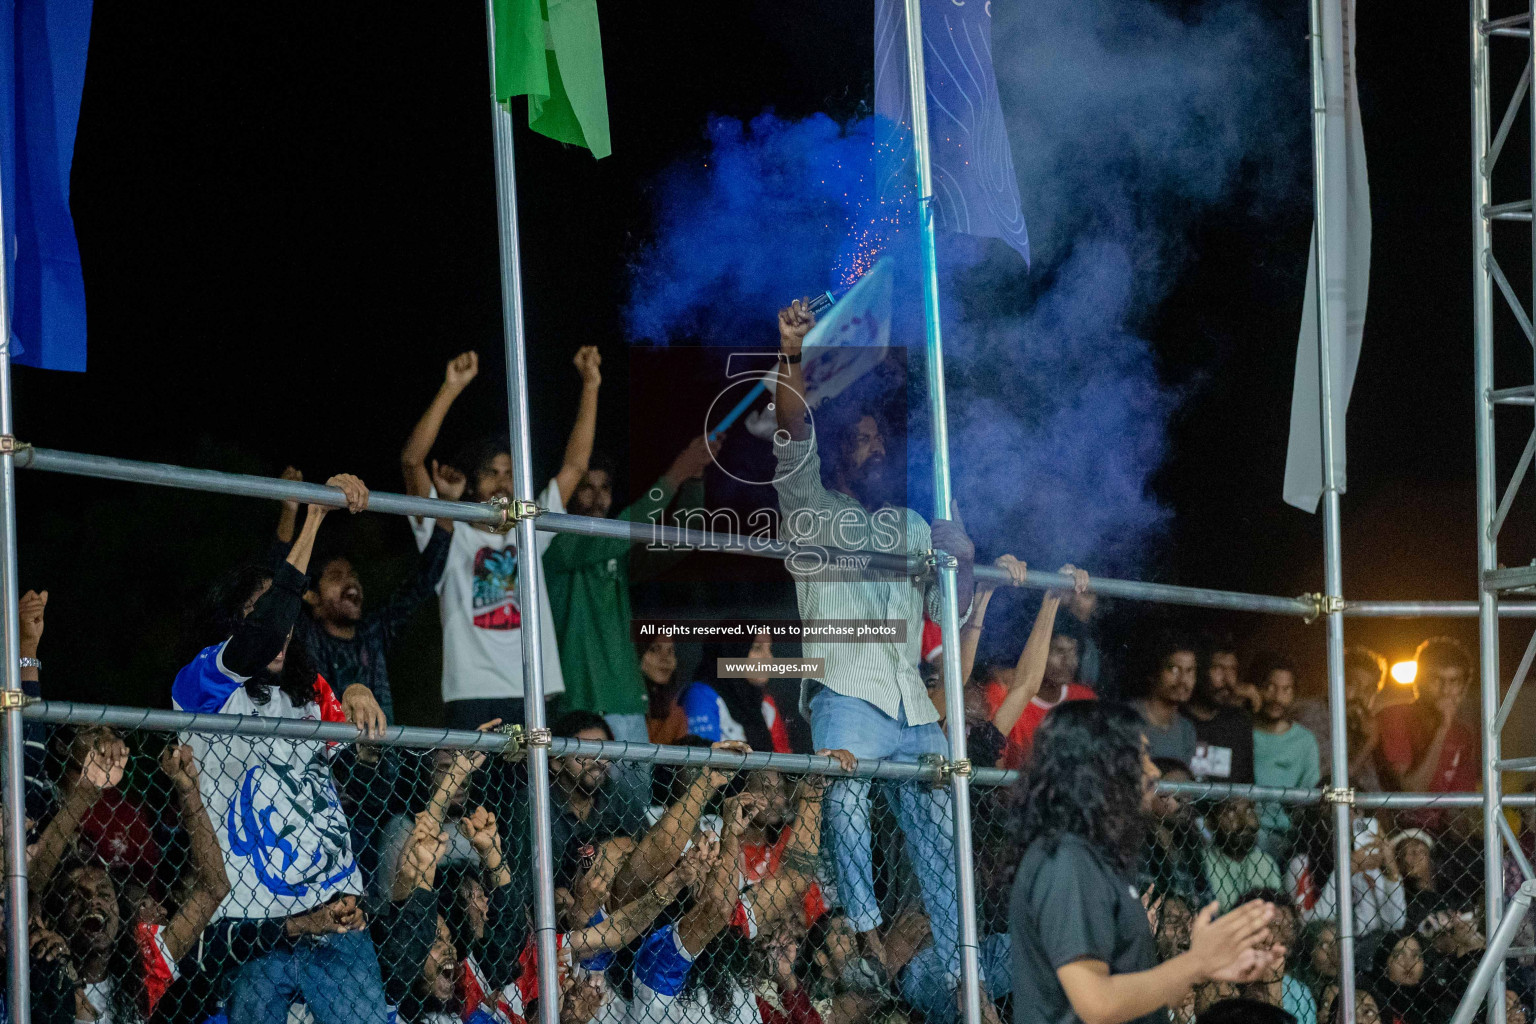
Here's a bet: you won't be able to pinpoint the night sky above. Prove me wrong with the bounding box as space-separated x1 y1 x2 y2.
13 2 1533 747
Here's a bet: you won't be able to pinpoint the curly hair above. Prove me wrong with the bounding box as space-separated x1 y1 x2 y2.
1017 701 1148 878
451 435 511 501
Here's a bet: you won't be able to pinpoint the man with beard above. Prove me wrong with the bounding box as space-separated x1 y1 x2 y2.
545 435 717 820
544 436 714 746
1201 797 1283 912
1130 640 1200 765
1183 643 1256 785
401 348 603 729
1250 655 1321 859
771 300 977 987
535 711 643 893
45 743 230 1022
269 471 452 725
736 770 828 929
1293 645 1388 792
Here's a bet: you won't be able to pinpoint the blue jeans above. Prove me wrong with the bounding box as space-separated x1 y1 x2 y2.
228 928 388 1024
809 688 959 976
901 933 1012 1022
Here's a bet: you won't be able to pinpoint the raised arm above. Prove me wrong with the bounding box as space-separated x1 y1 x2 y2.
30 730 127 896
609 740 746 907
159 744 231 961
960 555 1028 686
223 476 367 677
567 855 699 959
678 798 749 955
930 504 976 629
275 466 303 544
390 739 491 900
554 346 602 505
751 777 826 932
993 565 1088 737
372 524 452 643
775 301 814 442
402 351 479 498
18 590 48 802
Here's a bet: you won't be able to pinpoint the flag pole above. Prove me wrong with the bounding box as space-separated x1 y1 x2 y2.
900 5 983 1024
483 6 561 1024
1307 0 1355 1019
0 133 32 1024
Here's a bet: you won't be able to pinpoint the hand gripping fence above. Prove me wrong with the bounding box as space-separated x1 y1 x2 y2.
8 699 1536 1024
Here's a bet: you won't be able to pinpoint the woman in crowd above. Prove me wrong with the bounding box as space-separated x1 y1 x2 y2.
1363 929 1427 1024
1008 701 1283 1024
1392 829 1443 932
1287 807 1406 946
685 632 792 753
170 472 389 1023
640 639 690 746
1295 920 1342 1015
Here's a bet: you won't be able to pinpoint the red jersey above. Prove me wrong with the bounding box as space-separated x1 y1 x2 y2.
1000 685 1097 769
1377 701 1479 792
741 830 827 926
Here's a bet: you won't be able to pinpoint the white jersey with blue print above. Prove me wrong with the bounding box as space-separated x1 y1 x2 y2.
171 641 361 920
629 924 695 1023
681 684 745 744
627 924 758 1024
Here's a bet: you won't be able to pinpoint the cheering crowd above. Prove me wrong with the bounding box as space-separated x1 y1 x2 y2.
2 302 1517 1024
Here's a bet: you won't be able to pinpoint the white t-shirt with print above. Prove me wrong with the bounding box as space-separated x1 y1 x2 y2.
412 480 565 703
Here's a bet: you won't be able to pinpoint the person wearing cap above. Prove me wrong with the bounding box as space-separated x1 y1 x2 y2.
1391 829 1440 932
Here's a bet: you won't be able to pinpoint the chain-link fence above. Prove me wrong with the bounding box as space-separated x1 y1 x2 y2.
7 703 1533 1024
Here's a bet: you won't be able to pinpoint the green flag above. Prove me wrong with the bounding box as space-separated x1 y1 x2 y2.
493 0 611 159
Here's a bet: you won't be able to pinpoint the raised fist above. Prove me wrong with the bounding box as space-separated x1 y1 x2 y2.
445 351 480 391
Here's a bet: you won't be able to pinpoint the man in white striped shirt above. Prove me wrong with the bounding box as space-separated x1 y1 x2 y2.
769 299 976 987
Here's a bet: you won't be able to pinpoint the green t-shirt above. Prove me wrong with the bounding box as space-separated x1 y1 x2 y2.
1253 722 1322 838
1201 845 1283 911
543 478 701 716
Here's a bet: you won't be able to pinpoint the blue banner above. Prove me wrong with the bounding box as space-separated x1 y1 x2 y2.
875 0 1029 265
1 0 93 372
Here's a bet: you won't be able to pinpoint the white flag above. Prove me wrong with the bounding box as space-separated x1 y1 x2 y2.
748 258 895 438
1283 0 1370 513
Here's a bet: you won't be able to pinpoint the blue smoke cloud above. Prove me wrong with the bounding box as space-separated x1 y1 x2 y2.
625 113 899 346
624 0 1296 578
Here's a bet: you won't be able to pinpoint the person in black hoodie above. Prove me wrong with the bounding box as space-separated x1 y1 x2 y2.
379 740 523 1023
685 634 793 754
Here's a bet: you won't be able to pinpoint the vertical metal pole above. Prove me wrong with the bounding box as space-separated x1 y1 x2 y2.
1307 0 1355 1019
899 6 982 1024
1449 883 1536 1024
0 143 29 1024
483 8 559 1024
1476 0 1508 1016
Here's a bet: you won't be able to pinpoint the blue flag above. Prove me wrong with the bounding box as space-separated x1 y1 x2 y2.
1 0 93 372
875 0 1029 265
